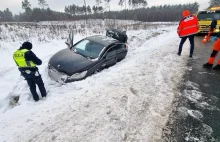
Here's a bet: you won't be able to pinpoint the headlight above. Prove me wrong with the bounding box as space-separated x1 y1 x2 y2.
68 70 87 80
215 29 220 32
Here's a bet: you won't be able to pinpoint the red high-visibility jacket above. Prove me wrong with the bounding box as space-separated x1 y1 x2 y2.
177 15 199 37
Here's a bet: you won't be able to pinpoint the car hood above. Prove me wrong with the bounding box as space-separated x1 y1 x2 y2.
49 48 93 75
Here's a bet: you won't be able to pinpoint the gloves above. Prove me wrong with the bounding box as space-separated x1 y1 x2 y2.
211 36 218 42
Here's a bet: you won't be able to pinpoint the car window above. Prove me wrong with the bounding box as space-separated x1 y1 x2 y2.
105 46 116 58
73 39 105 59
116 44 126 52
74 40 88 50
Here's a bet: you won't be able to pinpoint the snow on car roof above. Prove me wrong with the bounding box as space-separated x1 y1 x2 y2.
86 35 119 46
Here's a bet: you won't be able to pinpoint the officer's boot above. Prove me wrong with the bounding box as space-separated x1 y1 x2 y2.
203 63 213 69
213 64 220 70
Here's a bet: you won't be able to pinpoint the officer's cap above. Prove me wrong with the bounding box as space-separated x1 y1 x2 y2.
22 42 32 50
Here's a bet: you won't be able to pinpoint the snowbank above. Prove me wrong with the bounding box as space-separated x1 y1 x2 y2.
0 25 189 142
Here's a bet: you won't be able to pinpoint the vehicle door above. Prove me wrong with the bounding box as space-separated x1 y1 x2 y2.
101 45 117 69
115 44 127 61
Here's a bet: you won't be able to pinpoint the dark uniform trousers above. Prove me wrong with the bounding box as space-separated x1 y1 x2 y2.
22 71 47 101
178 35 195 56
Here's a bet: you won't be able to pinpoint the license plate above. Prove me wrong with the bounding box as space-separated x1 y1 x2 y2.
48 69 63 82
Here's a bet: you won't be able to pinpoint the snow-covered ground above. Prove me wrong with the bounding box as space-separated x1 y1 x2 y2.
0 24 190 142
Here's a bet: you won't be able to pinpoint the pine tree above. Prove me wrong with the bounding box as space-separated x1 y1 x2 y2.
98 6 104 13
128 0 147 8
96 0 102 6
2 8 14 21
38 0 49 9
104 0 111 18
87 6 92 14
22 0 31 13
93 6 98 13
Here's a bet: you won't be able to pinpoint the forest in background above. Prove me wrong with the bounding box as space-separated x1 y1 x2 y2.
0 0 218 22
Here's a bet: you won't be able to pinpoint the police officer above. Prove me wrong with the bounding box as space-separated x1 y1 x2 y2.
13 42 47 101
177 10 199 57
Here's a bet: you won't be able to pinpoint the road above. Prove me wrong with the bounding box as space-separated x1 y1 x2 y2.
163 35 220 142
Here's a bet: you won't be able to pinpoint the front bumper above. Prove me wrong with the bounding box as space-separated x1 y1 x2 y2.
198 26 220 34
48 64 88 83
48 64 67 83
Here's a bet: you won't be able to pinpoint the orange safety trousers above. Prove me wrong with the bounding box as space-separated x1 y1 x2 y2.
208 38 220 64
202 30 214 43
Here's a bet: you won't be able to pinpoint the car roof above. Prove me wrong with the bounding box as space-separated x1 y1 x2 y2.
85 35 120 46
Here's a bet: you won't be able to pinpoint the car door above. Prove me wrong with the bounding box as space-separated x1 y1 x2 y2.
115 44 127 61
100 45 117 69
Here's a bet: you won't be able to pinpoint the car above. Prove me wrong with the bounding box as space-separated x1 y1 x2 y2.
48 29 128 83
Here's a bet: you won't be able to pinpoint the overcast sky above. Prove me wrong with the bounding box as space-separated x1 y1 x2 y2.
1 0 209 14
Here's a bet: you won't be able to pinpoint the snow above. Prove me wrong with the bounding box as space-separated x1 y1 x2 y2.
0 24 189 141
187 110 204 121
182 82 220 112
185 123 214 142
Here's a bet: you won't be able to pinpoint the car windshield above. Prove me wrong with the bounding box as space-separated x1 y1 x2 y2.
197 12 220 20
72 39 105 59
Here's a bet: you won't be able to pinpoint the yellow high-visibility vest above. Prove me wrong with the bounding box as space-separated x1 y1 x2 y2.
13 49 36 68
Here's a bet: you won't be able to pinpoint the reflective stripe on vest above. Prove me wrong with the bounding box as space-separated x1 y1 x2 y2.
13 49 36 68
182 24 199 31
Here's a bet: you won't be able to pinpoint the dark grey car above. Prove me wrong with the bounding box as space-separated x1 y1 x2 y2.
48 33 128 83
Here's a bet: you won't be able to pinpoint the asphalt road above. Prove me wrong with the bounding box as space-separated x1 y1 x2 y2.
188 35 220 141
162 35 220 142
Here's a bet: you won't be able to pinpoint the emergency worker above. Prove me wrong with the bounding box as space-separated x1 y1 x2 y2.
13 42 47 101
202 19 217 43
203 14 220 70
203 32 220 70
177 10 199 57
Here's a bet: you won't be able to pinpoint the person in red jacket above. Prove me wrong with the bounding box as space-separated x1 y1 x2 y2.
177 10 199 57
